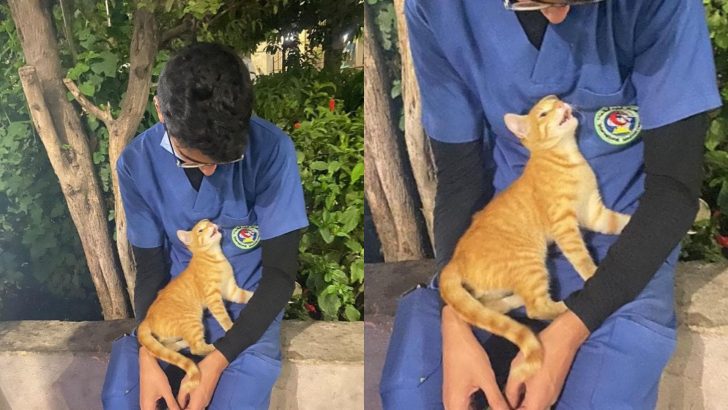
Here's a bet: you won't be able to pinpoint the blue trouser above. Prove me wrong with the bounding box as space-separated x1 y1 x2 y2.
380 246 680 410
102 309 283 410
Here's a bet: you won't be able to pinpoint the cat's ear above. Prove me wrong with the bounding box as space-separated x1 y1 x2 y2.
177 230 192 245
504 113 529 140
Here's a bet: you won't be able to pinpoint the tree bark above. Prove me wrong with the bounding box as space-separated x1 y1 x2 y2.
10 0 130 319
364 6 429 261
393 0 436 247
61 9 158 311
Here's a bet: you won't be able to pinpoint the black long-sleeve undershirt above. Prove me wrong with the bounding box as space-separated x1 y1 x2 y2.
133 168 301 362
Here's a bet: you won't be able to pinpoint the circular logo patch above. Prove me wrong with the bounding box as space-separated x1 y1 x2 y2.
231 225 260 250
594 106 641 145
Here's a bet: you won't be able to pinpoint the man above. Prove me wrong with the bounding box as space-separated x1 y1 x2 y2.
101 42 308 410
380 1 721 409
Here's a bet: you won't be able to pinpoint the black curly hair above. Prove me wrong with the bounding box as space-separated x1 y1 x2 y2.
157 42 253 162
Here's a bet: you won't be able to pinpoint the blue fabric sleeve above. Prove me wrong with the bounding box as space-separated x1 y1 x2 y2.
116 157 164 248
633 0 722 129
254 135 309 240
405 0 484 143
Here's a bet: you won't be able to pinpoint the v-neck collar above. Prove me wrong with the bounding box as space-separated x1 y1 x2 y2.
494 4 577 86
158 129 219 212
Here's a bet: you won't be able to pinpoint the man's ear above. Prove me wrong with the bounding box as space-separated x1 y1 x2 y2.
177 230 191 245
504 113 529 140
153 96 165 123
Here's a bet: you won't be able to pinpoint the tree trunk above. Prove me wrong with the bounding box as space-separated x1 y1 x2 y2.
108 9 158 311
364 6 429 261
57 8 159 313
393 0 436 247
10 0 130 319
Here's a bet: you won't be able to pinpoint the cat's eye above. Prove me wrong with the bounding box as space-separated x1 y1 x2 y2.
539 111 548 118
197 229 203 232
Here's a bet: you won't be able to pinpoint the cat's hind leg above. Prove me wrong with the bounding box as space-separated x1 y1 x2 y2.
512 264 567 321
473 290 525 313
182 321 215 356
160 337 189 351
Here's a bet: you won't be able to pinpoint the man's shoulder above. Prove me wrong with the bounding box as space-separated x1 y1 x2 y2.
248 116 295 157
118 123 164 172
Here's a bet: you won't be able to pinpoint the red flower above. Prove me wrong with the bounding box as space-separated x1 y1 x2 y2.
328 98 335 112
716 234 728 248
294 122 301 129
304 302 316 313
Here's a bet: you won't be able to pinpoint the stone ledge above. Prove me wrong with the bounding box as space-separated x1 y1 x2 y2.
364 259 728 410
0 320 363 410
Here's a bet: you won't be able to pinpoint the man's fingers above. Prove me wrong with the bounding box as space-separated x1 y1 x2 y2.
139 396 156 410
504 375 524 409
177 388 189 410
478 368 509 410
163 388 181 410
443 386 474 410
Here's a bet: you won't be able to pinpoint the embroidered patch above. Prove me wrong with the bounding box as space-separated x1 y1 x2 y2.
231 225 260 250
594 106 641 145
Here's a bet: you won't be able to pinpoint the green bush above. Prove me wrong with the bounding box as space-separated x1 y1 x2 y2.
254 68 364 321
681 1 728 261
0 5 99 318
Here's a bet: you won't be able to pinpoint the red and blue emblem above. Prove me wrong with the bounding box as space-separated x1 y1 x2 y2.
231 225 260 250
594 106 641 145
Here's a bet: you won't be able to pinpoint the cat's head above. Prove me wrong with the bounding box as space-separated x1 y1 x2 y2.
503 95 578 152
176 219 222 253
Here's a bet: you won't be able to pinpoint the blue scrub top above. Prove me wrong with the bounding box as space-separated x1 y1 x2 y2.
407 0 721 247
117 116 309 308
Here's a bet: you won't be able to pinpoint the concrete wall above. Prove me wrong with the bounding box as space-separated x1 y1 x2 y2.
0 320 363 410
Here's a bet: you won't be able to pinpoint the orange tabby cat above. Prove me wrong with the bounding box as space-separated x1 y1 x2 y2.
439 95 631 382
137 219 253 392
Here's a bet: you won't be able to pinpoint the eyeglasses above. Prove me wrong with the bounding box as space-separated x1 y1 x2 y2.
164 125 245 169
503 0 605 11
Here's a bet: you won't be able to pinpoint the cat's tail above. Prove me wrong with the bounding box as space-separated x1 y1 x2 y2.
439 263 543 382
137 321 201 392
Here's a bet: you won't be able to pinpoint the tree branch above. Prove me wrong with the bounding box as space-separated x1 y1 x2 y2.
159 15 193 47
63 78 113 124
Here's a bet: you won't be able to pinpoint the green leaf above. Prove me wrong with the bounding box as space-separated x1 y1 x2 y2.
319 227 334 243
340 206 360 233
350 259 364 284
350 162 364 183
317 287 342 319
310 161 328 171
344 304 361 321
91 51 119 78
78 82 95 96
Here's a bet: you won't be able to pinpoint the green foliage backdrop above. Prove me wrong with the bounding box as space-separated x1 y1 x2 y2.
0 2 363 320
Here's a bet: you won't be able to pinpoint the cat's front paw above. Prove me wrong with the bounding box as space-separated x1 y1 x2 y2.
577 260 597 281
221 318 233 332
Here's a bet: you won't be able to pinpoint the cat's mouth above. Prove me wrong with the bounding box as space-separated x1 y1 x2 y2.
558 107 573 126
209 225 220 238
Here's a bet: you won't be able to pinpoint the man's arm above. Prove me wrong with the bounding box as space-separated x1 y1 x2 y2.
131 246 169 324
213 229 301 362
431 139 493 271
565 112 709 330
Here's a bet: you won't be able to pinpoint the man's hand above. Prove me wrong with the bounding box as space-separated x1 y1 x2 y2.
442 305 510 410
139 346 181 410
504 310 589 410
178 349 229 410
